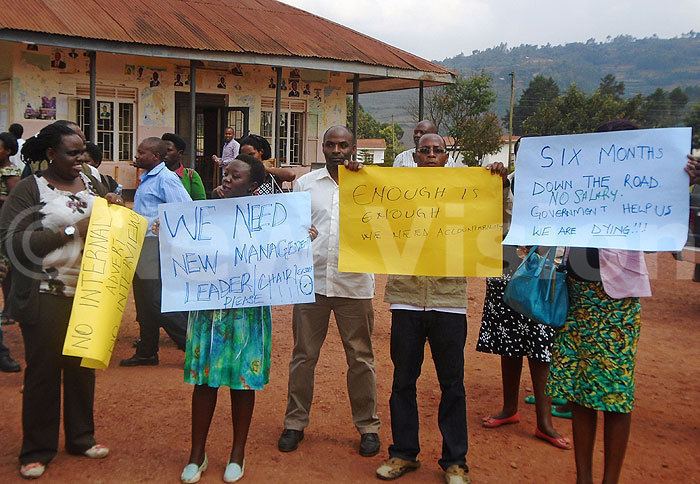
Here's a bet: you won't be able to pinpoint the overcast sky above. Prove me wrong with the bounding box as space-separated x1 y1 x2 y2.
280 0 700 61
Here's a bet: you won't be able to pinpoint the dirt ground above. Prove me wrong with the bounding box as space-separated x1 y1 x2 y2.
0 254 698 483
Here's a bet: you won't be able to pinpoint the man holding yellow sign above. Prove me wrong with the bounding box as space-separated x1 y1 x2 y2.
344 134 507 484
338 146 503 277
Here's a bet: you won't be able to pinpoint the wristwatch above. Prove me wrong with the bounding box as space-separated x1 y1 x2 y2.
64 226 76 238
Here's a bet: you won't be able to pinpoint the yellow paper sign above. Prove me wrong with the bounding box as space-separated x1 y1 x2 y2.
62 198 147 369
339 166 503 277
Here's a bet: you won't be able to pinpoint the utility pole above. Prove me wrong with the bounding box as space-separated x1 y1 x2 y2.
508 71 515 166
391 115 396 163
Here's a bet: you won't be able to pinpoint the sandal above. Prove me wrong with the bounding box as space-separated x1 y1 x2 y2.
524 395 568 406
482 413 520 428
551 407 572 419
535 428 571 450
20 462 46 479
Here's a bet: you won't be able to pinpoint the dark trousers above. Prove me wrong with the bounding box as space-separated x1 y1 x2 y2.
0 323 8 358
2 270 11 317
20 293 96 464
1 271 13 356
133 237 187 356
388 310 468 471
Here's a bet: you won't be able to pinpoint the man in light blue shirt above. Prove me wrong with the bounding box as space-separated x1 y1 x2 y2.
211 126 240 175
132 140 192 235
121 137 192 367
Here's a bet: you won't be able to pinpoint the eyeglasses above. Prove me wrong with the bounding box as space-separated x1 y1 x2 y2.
417 146 446 155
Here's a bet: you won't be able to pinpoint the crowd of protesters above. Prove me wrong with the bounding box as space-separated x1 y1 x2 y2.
0 118 698 484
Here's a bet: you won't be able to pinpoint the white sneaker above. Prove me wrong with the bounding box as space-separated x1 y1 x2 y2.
223 460 245 483
19 462 46 479
181 455 208 484
84 444 110 459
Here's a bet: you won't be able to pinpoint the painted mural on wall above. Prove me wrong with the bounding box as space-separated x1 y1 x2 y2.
6 42 348 166
23 96 56 120
21 49 87 75
140 87 169 127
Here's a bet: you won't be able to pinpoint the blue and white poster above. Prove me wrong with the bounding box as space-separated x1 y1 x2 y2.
158 193 315 312
503 127 691 251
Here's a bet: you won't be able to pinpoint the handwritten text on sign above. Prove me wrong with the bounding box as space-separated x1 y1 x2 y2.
62 199 147 369
158 193 315 312
339 166 503 277
503 127 691 250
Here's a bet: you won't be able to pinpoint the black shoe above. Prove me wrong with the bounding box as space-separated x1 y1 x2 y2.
359 432 380 457
119 354 158 367
0 355 20 373
277 429 304 452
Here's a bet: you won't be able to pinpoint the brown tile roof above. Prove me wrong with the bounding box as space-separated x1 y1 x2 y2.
0 0 450 77
357 138 387 149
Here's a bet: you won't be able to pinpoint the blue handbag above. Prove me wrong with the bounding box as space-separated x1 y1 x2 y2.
503 246 569 328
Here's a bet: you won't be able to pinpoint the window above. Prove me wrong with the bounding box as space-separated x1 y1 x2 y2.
228 110 245 138
359 150 375 164
75 86 136 161
195 112 205 157
260 99 306 165
306 113 319 163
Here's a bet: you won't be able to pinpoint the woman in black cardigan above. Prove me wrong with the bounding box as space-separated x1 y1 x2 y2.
0 122 120 479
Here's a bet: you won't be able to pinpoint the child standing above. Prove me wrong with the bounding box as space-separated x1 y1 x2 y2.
180 154 316 483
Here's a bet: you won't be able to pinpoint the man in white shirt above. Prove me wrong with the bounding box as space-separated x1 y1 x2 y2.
393 120 438 167
393 120 460 168
278 126 381 457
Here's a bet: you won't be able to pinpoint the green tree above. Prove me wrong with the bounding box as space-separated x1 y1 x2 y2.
686 103 700 149
405 86 450 130
640 88 671 127
597 74 625 99
511 75 560 135
519 75 693 135
669 87 690 119
346 97 382 138
346 97 405 164
586 76 640 128
456 112 504 165
440 74 503 165
523 84 589 135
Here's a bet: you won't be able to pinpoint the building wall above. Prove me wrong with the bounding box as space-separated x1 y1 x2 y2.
358 148 385 165
0 42 347 188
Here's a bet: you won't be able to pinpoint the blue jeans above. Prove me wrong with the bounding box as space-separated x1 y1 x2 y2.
387 309 468 470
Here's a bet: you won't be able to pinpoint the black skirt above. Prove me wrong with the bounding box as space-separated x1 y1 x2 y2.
476 275 555 363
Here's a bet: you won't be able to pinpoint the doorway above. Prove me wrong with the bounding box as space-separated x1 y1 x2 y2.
175 92 249 191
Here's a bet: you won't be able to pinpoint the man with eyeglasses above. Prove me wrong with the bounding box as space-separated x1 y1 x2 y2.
376 134 507 484
278 126 381 458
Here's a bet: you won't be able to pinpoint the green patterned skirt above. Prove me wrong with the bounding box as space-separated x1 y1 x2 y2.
184 307 272 390
547 278 641 413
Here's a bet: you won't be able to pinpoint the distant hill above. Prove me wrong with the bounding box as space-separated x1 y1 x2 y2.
361 33 700 144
